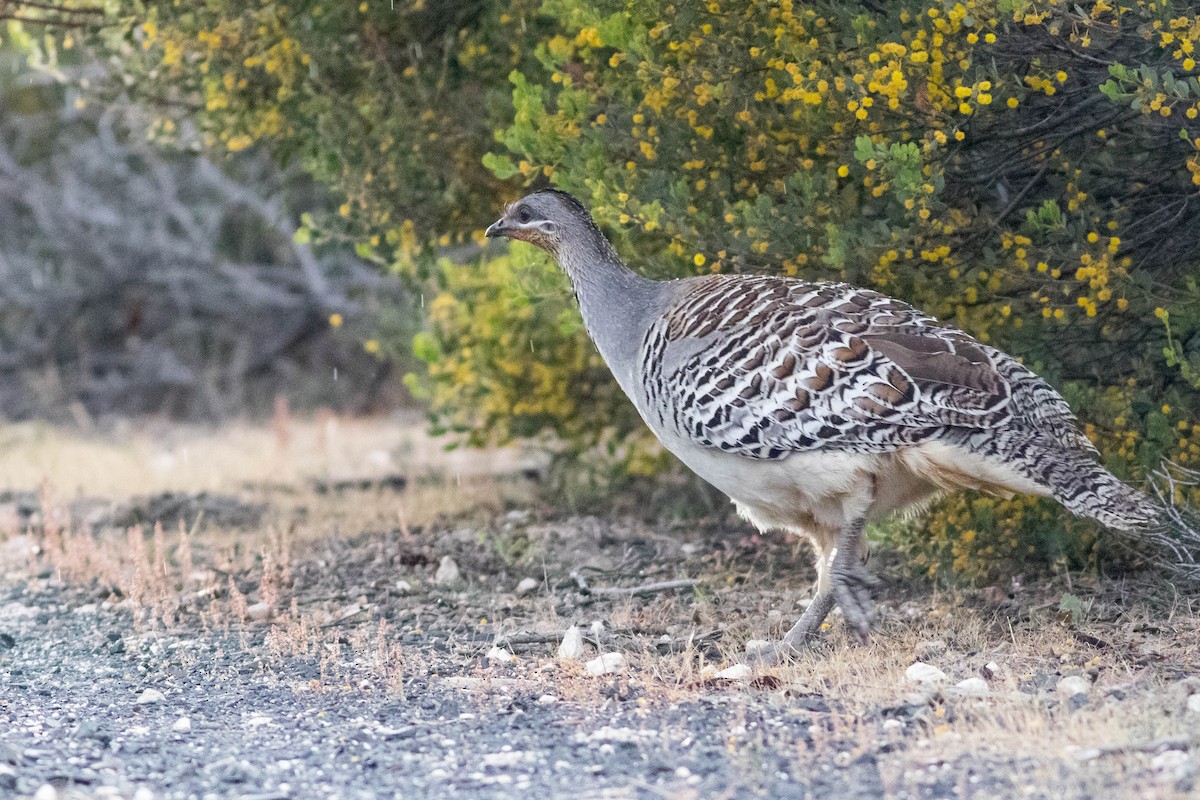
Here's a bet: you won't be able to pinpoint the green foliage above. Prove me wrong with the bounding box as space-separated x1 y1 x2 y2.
473 0 1200 581
43 0 1200 580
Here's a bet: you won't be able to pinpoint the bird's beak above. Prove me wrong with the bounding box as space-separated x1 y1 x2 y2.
485 218 508 239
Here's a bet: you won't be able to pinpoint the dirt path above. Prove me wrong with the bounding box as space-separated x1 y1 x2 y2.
0 416 1198 800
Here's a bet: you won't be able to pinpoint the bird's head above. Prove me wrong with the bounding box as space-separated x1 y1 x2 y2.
485 189 594 256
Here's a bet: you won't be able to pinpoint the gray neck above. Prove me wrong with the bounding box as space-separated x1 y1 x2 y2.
556 227 660 381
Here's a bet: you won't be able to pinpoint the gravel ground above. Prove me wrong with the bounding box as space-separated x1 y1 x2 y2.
3 494 1200 800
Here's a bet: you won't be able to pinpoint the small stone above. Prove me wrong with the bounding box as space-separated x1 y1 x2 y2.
714 664 752 681
172 717 192 733
486 645 515 663
137 688 166 705
882 719 905 733
954 677 990 696
73 603 98 615
34 784 57 800
1057 675 1090 698
905 662 947 684
536 695 558 705
585 652 625 676
744 639 771 653
0 765 15 791
133 787 155 800
394 579 413 594
980 661 1001 680
435 556 461 586
1187 694 1200 714
246 602 272 622
516 577 539 595
558 626 585 661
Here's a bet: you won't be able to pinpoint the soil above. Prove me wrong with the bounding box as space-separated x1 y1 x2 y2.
2 490 1199 800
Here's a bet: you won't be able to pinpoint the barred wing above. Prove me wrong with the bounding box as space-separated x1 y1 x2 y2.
639 276 1066 459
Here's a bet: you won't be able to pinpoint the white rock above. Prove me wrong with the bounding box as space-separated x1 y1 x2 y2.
1057 675 1090 698
137 688 166 705
882 719 905 733
1151 749 1190 772
172 716 192 733
394 579 413 594
34 784 58 800
1186 694 1200 714
744 639 771 653
133 787 155 800
558 625 585 661
435 556 461 585
515 577 539 595
981 661 1001 679
73 603 98 615
589 620 605 638
486 645 515 663
905 662 947 684
536 694 558 705
954 677 990 696
714 664 752 681
246 602 272 622
585 652 625 676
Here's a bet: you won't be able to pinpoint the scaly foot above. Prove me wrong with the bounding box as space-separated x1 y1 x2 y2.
736 592 836 667
829 557 878 643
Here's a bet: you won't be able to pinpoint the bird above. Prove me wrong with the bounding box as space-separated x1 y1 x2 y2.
485 188 1200 663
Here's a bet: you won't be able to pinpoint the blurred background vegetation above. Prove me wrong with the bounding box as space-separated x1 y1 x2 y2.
6 0 1200 581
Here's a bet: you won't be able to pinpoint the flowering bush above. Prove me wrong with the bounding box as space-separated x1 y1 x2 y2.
76 0 1200 579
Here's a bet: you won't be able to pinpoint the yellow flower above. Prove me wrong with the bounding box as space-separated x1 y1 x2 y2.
1007 97 1019 108
364 339 381 354
837 165 850 177
693 253 706 267
1055 70 1068 83
329 313 344 329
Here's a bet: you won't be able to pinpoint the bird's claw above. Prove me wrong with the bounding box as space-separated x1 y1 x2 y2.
830 561 878 643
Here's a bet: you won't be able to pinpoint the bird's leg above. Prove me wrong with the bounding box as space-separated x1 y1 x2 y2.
739 550 838 666
827 517 878 643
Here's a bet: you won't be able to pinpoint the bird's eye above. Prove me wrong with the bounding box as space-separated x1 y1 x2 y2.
516 206 533 224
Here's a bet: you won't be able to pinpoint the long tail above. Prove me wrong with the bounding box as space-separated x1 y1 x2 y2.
1043 448 1200 582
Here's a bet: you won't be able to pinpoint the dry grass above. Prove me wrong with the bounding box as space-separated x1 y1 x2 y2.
2 415 1198 798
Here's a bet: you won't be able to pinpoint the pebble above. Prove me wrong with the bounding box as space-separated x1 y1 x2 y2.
0 764 15 791
980 661 1001 680
246 602 272 622
744 639 771 653
1057 675 1090 698
515 577 539 595
585 652 625 676
137 688 166 705
72 603 98 615
394 579 413 594
536 695 557 705
905 662 947 684
486 645 515 663
954 677 990 696
172 717 192 733
714 664 752 681
882 719 905 733
34 784 58 800
558 626 585 661
434 557 461 586
1186 694 1200 714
